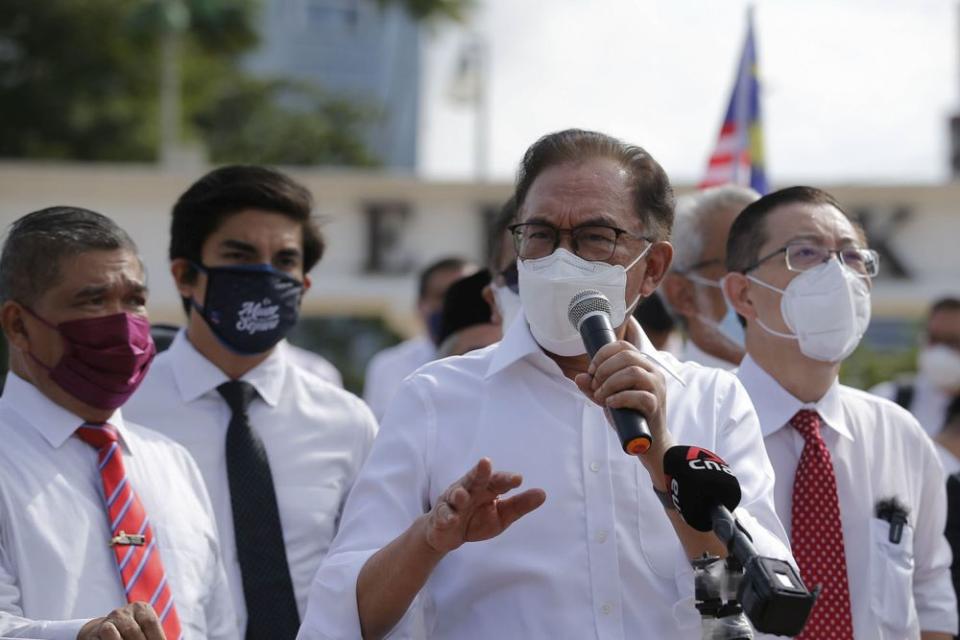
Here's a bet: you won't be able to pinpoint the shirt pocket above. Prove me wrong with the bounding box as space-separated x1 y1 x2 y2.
869 517 917 635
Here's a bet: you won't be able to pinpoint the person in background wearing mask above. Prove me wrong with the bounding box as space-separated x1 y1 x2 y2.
363 256 476 420
436 269 500 358
661 185 759 370
632 291 681 354
723 186 957 639
871 297 960 438
124 166 378 640
483 195 522 331
297 129 791 640
0 207 236 639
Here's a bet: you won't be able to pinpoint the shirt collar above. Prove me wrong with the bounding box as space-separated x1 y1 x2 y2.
168 330 286 407
0 371 129 449
485 315 683 384
736 354 852 441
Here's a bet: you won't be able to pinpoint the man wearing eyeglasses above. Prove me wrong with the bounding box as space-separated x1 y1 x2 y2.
723 186 957 639
298 129 791 639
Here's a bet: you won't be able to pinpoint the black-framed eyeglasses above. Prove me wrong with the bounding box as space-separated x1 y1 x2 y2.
508 222 652 262
742 241 880 278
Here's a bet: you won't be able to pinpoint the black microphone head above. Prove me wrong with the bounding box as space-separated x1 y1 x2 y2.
567 290 612 331
663 445 742 532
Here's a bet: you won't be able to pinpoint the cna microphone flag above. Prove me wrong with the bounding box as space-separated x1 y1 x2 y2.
700 10 767 193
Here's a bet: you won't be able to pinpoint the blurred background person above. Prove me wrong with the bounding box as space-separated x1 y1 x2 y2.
436 268 499 358
484 195 521 330
661 184 759 369
0 207 236 639
935 397 960 475
363 255 476 419
632 291 681 354
871 297 960 437
125 166 378 639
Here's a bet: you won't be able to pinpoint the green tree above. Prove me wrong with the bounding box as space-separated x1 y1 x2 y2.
0 0 469 165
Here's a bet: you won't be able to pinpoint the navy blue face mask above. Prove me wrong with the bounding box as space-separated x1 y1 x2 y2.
191 263 303 355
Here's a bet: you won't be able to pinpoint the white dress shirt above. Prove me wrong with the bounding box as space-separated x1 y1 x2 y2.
299 318 792 639
0 373 236 640
738 355 958 638
363 335 435 420
280 340 343 388
124 331 378 635
871 373 956 437
681 339 737 371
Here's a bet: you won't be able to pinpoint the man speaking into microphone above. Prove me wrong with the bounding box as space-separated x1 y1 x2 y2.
298 129 793 639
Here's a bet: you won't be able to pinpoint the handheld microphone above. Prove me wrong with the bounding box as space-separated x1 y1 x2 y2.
663 445 817 636
568 290 653 455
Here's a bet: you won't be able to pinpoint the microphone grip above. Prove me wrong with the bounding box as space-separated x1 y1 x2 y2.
580 315 653 456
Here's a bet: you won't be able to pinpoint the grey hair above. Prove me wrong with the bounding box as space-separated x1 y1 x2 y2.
670 184 760 273
0 206 138 305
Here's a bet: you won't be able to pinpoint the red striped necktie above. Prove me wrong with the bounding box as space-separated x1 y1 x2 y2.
76 422 183 640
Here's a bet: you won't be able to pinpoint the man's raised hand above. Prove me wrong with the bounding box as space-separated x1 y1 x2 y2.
423 457 546 554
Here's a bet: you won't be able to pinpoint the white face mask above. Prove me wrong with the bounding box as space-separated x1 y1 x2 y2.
918 344 960 393
518 247 649 356
748 259 871 363
492 283 522 332
686 273 746 349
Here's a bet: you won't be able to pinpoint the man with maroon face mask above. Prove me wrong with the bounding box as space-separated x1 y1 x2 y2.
0 207 236 640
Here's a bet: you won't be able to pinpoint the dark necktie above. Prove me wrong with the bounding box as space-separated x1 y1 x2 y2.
218 380 300 639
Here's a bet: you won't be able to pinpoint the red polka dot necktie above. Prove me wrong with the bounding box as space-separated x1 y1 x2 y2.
789 410 854 639
76 423 183 640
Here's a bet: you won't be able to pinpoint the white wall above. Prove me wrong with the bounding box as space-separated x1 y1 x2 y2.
0 163 955 335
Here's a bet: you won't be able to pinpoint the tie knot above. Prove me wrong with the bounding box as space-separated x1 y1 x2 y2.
789 409 823 440
75 422 119 450
217 380 258 415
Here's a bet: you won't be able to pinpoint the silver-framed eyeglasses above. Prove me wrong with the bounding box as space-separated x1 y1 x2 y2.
508 222 652 262
744 241 880 278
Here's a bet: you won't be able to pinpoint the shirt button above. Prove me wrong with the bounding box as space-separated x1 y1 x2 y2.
589 461 600 472
595 529 608 543
600 603 612 615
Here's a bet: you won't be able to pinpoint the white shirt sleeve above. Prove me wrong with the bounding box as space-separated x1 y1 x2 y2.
0 523 89 640
299 376 433 640
714 373 793 563
912 436 959 634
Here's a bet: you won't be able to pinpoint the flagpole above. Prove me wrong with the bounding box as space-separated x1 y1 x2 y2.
735 6 753 185
473 34 490 182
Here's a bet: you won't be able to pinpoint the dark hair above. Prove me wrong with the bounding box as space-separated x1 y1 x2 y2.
418 256 471 300
514 129 675 240
170 165 324 277
0 206 137 305
488 195 518 272
930 297 960 319
725 186 847 274
633 291 675 334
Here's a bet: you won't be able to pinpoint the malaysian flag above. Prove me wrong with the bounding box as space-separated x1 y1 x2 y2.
700 10 767 193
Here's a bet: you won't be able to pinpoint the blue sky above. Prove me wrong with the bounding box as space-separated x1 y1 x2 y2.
419 0 958 186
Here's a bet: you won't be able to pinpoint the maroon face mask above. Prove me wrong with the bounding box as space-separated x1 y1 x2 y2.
24 309 156 410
